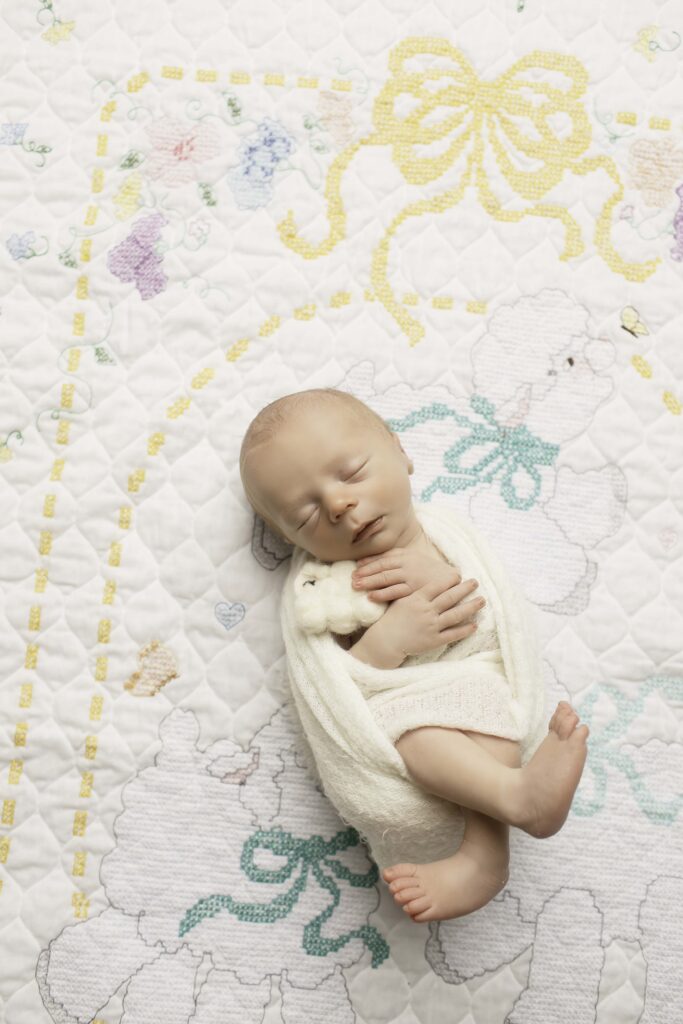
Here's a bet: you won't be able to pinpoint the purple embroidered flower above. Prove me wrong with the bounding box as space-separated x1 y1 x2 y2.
228 118 295 210
107 213 168 300
671 182 683 262
0 123 28 146
6 230 36 260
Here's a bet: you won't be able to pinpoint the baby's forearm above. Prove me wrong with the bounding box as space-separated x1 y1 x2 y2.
347 620 406 669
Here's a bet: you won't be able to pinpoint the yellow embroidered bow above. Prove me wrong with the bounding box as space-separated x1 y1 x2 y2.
278 37 660 346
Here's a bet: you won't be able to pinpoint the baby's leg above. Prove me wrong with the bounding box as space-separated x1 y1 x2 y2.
385 732 519 923
394 702 588 839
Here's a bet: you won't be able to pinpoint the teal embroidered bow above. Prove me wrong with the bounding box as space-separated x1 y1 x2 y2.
388 395 559 510
178 826 389 968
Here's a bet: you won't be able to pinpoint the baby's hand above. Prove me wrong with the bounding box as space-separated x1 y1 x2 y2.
352 546 470 603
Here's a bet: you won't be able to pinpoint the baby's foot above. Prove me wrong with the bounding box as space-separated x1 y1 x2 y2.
382 845 509 924
511 701 589 838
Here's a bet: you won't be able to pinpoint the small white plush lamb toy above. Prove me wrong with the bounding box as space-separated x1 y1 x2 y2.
293 559 387 635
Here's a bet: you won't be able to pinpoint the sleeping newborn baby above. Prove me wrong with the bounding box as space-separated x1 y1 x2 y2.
239 386 590 924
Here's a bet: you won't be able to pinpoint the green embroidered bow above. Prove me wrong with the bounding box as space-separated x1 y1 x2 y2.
178 826 389 968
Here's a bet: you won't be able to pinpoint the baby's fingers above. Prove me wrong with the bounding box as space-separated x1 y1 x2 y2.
366 584 411 602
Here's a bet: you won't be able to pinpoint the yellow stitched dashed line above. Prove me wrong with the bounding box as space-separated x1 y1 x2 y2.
72 313 85 337
67 349 80 372
19 683 32 706
224 289 490 362
119 507 132 529
3 801 16 826
122 66 359 93
100 101 116 122
56 421 70 445
127 469 145 493
43 494 56 517
28 607 41 631
148 432 165 455
96 134 108 157
0 838 10 863
14 724 27 747
663 391 681 415
90 696 103 721
102 581 116 605
72 893 89 918
649 117 671 131
51 459 65 480
39 530 52 555
259 314 281 337
109 542 121 567
85 736 97 759
127 72 150 92
167 397 191 419
25 644 38 670
73 852 86 877
9 761 22 784
76 276 89 299
80 773 93 798
80 239 91 262
616 112 637 125
91 168 104 194
97 620 111 644
631 354 653 378
95 656 108 681
191 368 214 389
84 206 97 226
73 811 87 836
61 384 74 409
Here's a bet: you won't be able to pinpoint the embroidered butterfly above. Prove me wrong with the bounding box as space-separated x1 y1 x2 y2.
620 305 649 338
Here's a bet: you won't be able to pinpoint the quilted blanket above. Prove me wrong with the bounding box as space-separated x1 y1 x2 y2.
1 2 682 1022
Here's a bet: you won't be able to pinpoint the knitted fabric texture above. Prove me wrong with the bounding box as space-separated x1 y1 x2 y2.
279 501 546 872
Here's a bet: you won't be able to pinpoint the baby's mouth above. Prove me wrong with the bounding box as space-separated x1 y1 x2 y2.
353 516 383 543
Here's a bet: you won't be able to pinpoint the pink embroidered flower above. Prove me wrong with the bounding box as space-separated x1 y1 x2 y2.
145 117 221 187
628 138 683 207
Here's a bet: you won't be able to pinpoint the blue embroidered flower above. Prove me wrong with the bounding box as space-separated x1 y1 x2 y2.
0 123 28 146
6 230 37 260
228 118 295 210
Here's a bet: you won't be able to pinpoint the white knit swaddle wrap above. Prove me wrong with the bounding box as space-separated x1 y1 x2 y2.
280 501 546 872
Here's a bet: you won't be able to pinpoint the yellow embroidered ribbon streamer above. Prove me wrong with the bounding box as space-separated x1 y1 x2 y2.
278 37 661 346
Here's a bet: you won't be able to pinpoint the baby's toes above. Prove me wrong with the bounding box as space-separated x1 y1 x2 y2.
557 708 580 739
383 862 417 884
394 886 423 906
403 895 431 916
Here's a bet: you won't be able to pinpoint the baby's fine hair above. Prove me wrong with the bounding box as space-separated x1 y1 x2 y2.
239 387 391 534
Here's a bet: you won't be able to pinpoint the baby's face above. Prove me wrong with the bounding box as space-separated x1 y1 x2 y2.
244 404 421 562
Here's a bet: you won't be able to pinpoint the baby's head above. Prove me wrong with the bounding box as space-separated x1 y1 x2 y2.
240 388 421 562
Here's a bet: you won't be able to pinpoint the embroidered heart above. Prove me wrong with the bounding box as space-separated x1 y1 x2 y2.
215 601 246 630
659 529 678 551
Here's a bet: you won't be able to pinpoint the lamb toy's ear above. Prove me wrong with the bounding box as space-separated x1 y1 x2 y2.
293 559 385 635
